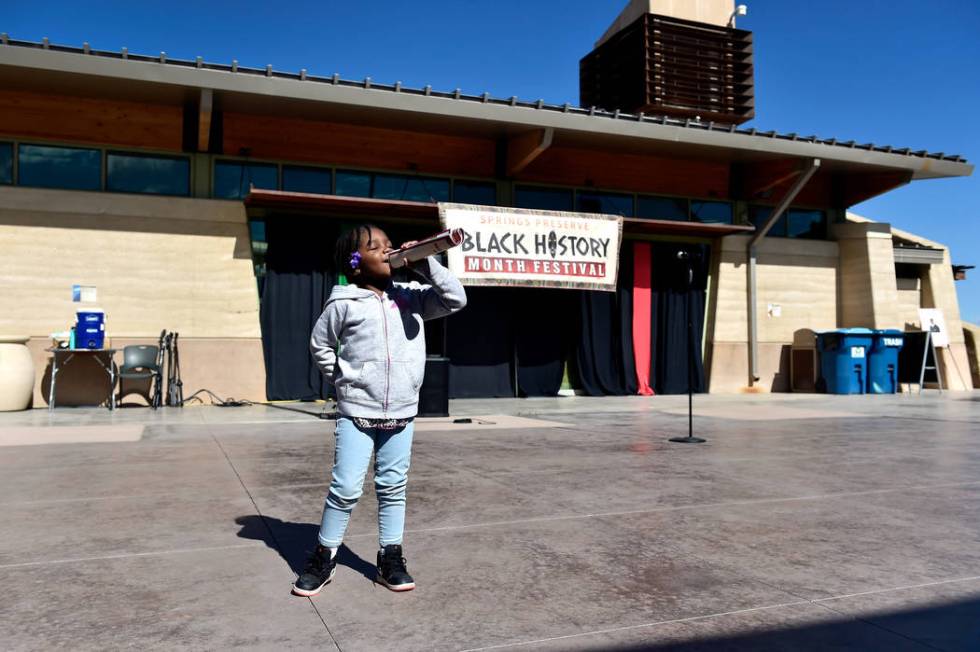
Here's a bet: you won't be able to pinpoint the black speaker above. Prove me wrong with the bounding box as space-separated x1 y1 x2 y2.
418 356 450 417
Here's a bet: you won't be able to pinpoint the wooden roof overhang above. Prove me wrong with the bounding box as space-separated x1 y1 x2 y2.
1 43 972 210
244 190 755 238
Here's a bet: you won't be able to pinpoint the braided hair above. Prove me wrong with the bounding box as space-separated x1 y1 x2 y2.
334 223 380 276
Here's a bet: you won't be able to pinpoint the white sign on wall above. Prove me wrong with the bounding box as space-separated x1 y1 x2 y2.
918 308 949 347
438 203 623 292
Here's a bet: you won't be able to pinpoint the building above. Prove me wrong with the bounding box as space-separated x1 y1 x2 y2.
0 1 974 407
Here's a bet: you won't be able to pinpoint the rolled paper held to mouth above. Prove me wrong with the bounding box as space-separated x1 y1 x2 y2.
387 228 466 269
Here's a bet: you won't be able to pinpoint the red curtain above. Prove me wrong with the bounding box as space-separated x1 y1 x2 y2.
631 242 655 395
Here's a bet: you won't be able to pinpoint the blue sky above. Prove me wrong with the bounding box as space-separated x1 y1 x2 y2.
6 0 980 322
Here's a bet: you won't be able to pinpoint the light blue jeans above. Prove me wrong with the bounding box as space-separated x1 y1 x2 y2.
318 417 415 549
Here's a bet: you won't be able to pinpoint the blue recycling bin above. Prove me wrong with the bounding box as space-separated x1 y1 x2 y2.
868 329 904 394
816 328 873 394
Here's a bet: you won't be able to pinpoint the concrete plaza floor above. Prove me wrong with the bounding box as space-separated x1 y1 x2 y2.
1 392 979 651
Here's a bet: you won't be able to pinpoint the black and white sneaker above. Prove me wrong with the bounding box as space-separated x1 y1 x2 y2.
377 544 415 592
292 545 336 597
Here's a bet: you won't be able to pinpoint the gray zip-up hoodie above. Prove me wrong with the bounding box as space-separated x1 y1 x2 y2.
310 257 466 419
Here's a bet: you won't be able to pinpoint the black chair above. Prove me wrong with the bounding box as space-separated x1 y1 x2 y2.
117 345 162 408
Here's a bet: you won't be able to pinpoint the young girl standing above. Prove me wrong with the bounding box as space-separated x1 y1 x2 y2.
293 224 466 596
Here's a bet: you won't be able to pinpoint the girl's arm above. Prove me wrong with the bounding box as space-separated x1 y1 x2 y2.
408 256 467 320
309 301 345 383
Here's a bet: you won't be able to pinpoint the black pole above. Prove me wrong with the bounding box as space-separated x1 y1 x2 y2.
671 250 706 444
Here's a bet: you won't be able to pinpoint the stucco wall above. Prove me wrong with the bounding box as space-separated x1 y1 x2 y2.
920 248 972 390
0 187 266 405
833 221 901 329
707 235 839 392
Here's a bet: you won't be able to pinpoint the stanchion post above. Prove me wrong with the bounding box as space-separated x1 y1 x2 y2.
670 250 706 444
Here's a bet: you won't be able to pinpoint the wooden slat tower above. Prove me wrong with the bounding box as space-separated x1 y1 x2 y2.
580 12 755 125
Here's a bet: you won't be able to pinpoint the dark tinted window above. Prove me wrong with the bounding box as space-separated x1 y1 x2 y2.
576 191 634 216
249 220 266 242
213 161 277 199
335 170 372 197
18 144 101 190
0 143 12 184
514 186 573 211
282 166 332 194
106 152 190 196
787 209 826 239
453 180 496 206
750 207 826 239
373 174 449 202
749 206 786 237
691 200 733 224
248 219 267 281
637 195 688 221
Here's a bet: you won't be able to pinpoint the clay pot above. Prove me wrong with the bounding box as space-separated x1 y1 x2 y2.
0 336 35 411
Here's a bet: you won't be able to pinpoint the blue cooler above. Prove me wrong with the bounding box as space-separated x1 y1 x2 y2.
868 330 904 394
75 309 105 349
816 328 873 394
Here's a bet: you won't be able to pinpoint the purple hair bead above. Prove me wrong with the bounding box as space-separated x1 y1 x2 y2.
349 251 362 269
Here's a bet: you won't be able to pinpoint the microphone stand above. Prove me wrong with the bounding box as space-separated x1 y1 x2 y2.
670 250 706 444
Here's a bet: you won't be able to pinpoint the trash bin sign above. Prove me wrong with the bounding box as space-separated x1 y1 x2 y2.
868 329 904 394
816 328 873 394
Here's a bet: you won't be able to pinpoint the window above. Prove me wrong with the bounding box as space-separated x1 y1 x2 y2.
106 152 190 196
248 219 267 278
282 166 332 194
18 144 101 191
576 191 634 216
213 161 277 199
749 206 786 236
249 220 266 243
0 143 12 184
335 170 450 202
637 195 689 221
690 200 733 224
514 185 573 211
750 206 826 239
453 180 496 206
787 209 826 239
335 170 372 197
372 174 450 202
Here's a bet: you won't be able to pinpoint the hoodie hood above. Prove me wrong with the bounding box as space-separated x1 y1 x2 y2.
325 283 386 305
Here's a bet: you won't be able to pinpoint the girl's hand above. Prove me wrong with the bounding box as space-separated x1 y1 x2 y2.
397 241 424 269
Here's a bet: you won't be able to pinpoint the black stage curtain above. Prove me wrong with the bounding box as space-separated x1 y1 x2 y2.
515 289 579 396
260 217 340 401
446 287 579 398
576 243 638 396
446 287 515 398
649 243 709 394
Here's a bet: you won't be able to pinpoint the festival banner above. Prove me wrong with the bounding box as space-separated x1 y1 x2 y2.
438 203 623 292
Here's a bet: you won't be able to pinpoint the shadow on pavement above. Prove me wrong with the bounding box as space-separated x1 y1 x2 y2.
599 595 980 651
234 515 376 581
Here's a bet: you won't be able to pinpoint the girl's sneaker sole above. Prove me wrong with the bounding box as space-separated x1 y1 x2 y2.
292 568 336 597
377 576 415 592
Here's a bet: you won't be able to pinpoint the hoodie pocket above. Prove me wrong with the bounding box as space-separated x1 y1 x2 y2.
342 360 385 404
387 358 424 407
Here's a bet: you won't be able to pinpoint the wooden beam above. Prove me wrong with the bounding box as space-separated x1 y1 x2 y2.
197 88 213 152
506 128 553 177
734 158 803 200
